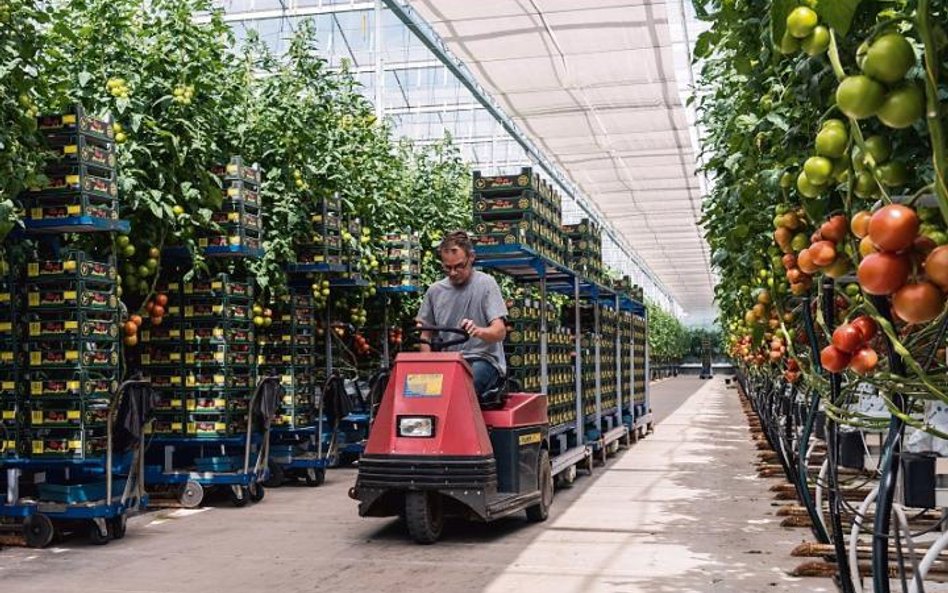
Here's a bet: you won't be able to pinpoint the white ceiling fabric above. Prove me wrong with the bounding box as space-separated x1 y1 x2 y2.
409 0 715 322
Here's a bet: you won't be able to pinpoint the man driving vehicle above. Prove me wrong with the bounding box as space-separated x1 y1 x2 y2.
416 230 507 399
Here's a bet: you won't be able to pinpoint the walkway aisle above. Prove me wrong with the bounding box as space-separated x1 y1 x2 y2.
479 378 831 593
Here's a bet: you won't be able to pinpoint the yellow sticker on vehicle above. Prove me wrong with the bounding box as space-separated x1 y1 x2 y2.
519 432 542 446
403 374 444 398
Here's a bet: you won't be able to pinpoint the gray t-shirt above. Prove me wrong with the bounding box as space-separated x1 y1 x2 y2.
417 270 508 374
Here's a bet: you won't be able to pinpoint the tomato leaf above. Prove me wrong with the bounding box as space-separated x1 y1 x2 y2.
771 0 800 49
815 0 863 37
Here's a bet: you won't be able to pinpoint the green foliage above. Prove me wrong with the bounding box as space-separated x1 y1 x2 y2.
646 300 689 362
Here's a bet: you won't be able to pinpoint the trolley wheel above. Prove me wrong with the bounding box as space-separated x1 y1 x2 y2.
526 449 553 523
248 482 265 503
110 514 127 540
178 481 204 508
556 464 577 488
608 440 621 455
263 462 285 488
229 486 249 508
404 490 443 544
302 468 325 487
88 520 111 545
22 514 55 549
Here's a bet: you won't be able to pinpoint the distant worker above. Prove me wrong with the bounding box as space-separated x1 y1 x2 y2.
416 231 508 399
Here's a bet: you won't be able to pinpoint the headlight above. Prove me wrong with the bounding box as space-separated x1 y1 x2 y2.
398 416 435 438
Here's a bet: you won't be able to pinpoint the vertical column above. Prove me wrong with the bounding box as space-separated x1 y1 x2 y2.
539 265 548 395
573 276 582 445
615 295 621 428
644 307 651 424
373 0 384 120
594 297 601 432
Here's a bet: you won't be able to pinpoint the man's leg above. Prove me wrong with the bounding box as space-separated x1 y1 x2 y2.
469 359 499 399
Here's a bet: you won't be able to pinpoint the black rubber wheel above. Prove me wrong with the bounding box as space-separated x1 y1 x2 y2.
263 461 285 488
526 449 553 522
23 514 55 548
229 486 249 508
88 520 111 545
302 468 325 487
404 491 443 544
110 514 127 540
248 482 265 503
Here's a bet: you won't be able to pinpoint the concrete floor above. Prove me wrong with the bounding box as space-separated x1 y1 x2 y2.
0 378 830 593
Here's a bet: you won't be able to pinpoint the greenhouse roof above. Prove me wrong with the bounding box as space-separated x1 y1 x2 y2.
407 0 715 322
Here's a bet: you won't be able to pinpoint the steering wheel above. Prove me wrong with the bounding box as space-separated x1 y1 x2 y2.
408 325 470 352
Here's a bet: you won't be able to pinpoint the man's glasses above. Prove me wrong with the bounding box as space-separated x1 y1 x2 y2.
442 259 471 274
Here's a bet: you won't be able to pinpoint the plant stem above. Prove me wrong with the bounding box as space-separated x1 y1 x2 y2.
917 0 948 226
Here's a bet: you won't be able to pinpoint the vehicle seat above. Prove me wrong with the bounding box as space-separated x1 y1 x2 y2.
480 375 519 410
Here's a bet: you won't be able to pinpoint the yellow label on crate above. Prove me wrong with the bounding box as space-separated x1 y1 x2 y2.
68 440 81 450
0 352 12 363
30 381 43 395
3 440 14 452
32 441 44 454
185 306 194 317
68 380 80 391
403 374 443 398
66 351 78 360
227 187 240 197
215 422 226 431
27 263 38 276
66 174 80 185
2 381 15 391
186 400 195 411
518 432 542 446
197 238 208 248
63 114 77 125
29 322 40 335
3 411 15 420
67 410 80 420
67 205 81 215
65 321 78 330
215 398 226 408
211 281 222 290
31 411 42 424
30 207 43 219
29 352 40 365
281 375 292 385
172 422 182 430
63 144 78 155
186 376 195 387
0 322 11 332
213 352 224 362
187 422 196 433
171 399 182 407
213 328 224 338
65 291 77 300
184 330 194 341
144 424 153 435
214 374 225 384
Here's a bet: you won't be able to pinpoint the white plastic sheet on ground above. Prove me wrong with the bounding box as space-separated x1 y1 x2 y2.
410 0 716 323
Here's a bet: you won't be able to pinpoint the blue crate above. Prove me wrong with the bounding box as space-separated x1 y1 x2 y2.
195 456 241 472
38 478 127 504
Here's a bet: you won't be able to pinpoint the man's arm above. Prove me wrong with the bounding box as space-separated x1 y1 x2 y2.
459 317 507 343
417 323 433 353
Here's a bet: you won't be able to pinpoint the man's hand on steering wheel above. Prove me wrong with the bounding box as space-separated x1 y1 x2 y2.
460 318 482 339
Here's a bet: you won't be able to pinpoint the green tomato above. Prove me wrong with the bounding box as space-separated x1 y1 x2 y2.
122 244 136 258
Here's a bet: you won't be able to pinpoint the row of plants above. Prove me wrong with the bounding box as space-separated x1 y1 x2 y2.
0 0 470 330
696 0 948 431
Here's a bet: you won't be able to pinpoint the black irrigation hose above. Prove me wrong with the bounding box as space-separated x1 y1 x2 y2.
871 294 909 593
822 277 857 593
801 296 832 545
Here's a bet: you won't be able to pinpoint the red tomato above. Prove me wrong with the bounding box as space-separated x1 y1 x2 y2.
820 345 851 373
858 252 911 295
869 204 919 252
851 315 878 341
892 281 945 324
850 346 879 375
831 324 864 353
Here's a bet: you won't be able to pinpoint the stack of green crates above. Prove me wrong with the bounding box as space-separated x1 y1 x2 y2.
380 233 421 289
181 275 255 437
23 107 118 225
0 260 21 457
620 309 634 410
632 313 647 411
297 195 343 267
24 251 119 458
563 219 604 285
547 327 575 429
600 307 618 414
470 167 569 266
504 296 542 394
142 279 186 436
342 215 363 281
258 290 316 429
203 156 262 253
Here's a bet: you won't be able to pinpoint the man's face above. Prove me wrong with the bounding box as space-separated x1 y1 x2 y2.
441 247 473 286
